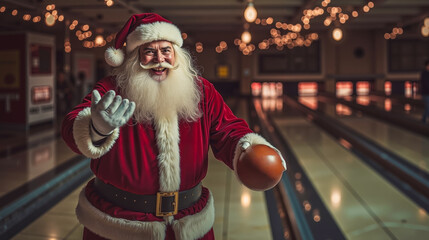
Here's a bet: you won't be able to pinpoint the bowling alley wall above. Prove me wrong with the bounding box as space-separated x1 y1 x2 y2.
0 32 55 129
189 28 428 98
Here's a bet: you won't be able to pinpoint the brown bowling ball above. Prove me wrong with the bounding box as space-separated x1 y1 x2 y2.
236 144 284 191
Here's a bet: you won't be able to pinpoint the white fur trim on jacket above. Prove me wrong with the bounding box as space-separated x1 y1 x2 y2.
76 188 166 240
75 187 215 240
126 21 183 53
154 115 181 193
172 190 215 240
233 133 287 180
73 107 120 159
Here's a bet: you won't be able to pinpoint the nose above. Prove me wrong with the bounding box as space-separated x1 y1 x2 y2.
154 50 165 63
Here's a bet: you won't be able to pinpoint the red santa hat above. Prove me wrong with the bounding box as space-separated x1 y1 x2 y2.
105 13 183 67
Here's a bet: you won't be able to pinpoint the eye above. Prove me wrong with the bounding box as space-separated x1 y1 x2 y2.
142 48 156 56
143 49 155 56
162 48 171 54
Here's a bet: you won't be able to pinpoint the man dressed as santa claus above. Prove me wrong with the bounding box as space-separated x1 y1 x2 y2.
62 13 285 240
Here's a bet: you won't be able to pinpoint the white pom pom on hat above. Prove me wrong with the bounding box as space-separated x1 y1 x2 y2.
105 47 125 67
105 13 183 67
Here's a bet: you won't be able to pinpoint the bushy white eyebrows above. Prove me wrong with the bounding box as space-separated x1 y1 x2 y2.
143 46 172 51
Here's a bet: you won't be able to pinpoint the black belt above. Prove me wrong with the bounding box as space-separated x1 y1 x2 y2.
93 178 202 217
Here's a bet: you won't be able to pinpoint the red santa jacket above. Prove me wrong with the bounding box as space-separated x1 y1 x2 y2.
62 76 276 240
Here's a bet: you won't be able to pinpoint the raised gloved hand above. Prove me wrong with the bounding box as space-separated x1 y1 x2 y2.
90 90 136 138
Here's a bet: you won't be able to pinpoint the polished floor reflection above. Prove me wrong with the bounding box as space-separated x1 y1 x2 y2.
11 152 272 240
273 116 429 239
3 94 429 240
7 99 273 240
272 95 429 239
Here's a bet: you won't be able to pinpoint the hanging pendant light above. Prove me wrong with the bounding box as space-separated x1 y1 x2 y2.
424 17 429 27
332 27 343 41
45 13 56 26
244 1 257 23
421 26 429 37
95 35 104 45
241 23 252 44
241 30 252 44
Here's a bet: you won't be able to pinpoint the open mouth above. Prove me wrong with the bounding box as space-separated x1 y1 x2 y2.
151 67 167 75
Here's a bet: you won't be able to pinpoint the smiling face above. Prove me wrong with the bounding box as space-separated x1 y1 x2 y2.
115 42 201 123
139 40 176 82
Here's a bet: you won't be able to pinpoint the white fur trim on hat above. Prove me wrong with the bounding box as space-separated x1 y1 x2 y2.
126 21 183 53
73 107 120 159
105 46 125 67
233 133 287 186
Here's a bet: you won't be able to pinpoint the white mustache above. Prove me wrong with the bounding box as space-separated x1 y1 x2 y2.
139 62 179 70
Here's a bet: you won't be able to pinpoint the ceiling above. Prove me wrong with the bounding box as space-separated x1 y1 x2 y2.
1 0 429 44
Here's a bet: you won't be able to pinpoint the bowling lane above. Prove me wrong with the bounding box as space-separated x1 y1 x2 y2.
0 127 78 197
301 97 429 175
349 95 423 121
331 80 424 121
270 104 429 239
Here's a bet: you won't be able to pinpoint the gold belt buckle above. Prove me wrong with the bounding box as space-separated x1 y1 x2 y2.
156 191 179 217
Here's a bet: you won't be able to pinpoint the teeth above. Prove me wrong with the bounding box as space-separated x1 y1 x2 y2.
153 67 164 71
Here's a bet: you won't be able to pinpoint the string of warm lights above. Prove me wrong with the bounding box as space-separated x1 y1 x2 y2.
384 15 429 39
0 3 114 53
0 1 377 55
192 0 378 54
384 27 404 40
234 39 256 56
215 41 228 53
1 1 425 57
254 17 319 51
321 0 331 8
195 42 204 53
64 38 71 53
323 3 365 27
253 0 377 47
301 7 324 29
0 4 65 25
67 17 114 50
232 0 358 54
323 2 375 42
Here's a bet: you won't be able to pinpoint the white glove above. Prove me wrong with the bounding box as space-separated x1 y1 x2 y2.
90 90 135 139
240 141 251 151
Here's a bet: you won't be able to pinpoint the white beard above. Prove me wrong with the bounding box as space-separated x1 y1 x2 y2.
118 65 201 123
